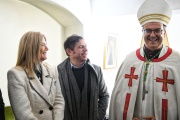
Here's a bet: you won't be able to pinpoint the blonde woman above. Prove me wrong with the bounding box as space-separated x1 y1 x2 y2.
7 31 64 120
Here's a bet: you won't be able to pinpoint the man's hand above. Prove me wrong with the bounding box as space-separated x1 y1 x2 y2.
142 116 156 120
133 117 139 120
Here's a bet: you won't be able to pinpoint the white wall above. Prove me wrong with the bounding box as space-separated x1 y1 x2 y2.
88 15 142 110
0 0 64 106
168 10 180 51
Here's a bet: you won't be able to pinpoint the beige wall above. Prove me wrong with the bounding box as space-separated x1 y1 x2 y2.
0 0 85 106
0 0 63 106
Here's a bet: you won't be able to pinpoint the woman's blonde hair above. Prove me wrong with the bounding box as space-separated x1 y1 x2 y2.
16 31 46 78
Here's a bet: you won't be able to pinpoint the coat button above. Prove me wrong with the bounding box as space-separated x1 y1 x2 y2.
49 106 53 110
39 110 43 114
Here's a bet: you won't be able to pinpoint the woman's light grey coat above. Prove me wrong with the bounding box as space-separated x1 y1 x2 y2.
7 63 65 120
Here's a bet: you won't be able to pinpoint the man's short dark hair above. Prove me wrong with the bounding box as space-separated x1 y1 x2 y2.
64 34 83 56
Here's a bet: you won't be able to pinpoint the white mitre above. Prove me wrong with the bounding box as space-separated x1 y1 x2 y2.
137 0 172 26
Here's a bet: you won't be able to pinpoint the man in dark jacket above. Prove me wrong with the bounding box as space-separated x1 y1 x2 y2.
57 34 109 120
0 89 5 120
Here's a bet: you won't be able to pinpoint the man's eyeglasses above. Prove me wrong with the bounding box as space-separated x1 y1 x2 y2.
143 29 163 35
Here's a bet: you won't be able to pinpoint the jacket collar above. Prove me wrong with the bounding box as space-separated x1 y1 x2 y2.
28 63 53 105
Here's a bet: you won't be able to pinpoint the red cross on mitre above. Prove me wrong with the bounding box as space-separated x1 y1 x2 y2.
156 69 175 92
124 67 138 87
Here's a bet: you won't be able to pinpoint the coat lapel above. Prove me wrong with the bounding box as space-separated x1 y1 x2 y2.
60 65 73 116
29 64 52 105
42 64 55 104
41 64 53 96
